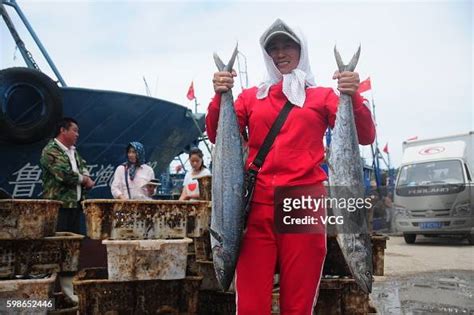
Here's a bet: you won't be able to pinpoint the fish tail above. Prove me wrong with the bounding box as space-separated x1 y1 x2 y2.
213 43 239 72
334 44 361 72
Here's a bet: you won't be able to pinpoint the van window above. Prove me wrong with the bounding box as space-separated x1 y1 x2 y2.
397 160 465 187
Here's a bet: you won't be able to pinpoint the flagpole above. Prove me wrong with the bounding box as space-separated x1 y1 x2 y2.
371 144 382 187
386 151 394 187
370 90 379 154
194 97 198 114
367 78 383 189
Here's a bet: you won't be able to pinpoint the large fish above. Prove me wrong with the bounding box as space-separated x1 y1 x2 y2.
210 44 245 291
328 45 373 293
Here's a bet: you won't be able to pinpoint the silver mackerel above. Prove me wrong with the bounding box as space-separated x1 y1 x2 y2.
328 45 373 293
210 45 245 291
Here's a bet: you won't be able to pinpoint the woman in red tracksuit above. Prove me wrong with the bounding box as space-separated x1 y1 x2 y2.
206 19 375 315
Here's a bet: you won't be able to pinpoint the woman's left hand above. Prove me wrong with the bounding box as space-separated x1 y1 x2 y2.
333 70 360 96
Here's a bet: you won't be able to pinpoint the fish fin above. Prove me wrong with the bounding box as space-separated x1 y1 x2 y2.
333 44 361 72
213 53 225 71
224 43 239 72
209 228 223 244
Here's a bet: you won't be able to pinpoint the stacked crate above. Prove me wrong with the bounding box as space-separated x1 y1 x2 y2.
76 199 206 314
0 199 83 314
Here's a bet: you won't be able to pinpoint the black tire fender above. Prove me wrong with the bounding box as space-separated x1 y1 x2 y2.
467 233 474 245
0 67 63 144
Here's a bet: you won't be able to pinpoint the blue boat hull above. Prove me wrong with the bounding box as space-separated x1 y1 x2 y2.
0 87 205 199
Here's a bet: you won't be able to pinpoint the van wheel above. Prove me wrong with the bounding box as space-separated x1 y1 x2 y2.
0 67 62 144
403 233 416 244
467 234 474 245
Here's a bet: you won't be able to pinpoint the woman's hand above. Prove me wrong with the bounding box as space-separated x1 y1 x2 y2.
333 70 360 96
213 70 237 94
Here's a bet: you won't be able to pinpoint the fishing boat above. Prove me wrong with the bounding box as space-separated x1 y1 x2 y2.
0 0 205 199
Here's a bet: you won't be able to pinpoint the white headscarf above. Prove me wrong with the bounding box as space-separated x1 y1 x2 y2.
256 19 316 107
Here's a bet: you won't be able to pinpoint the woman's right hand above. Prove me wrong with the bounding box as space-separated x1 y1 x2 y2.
213 70 237 93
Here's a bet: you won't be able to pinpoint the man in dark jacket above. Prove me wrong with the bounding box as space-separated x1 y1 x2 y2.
40 117 95 233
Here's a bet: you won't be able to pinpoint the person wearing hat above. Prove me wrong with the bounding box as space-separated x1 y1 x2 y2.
142 179 160 200
111 141 155 200
206 19 375 314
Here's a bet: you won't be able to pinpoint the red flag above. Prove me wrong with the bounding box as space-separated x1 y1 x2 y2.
407 136 418 141
357 77 372 94
383 143 389 154
186 81 195 100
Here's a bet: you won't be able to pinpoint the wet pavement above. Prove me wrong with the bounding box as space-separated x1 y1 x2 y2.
372 270 474 314
371 236 474 314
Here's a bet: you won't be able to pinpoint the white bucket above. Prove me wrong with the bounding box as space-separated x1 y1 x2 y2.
103 238 192 281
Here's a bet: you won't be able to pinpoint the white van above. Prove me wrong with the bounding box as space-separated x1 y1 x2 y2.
394 132 473 244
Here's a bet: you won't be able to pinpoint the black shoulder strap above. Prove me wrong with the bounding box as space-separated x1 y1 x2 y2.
250 101 293 171
124 165 132 199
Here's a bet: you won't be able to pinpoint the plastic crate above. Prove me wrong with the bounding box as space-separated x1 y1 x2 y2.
0 232 84 279
0 199 61 240
195 260 235 292
83 199 209 240
73 268 202 315
196 175 212 201
372 234 389 276
196 260 219 291
48 292 78 315
271 292 280 315
323 236 351 276
315 278 370 315
194 230 212 261
186 201 211 237
0 273 56 311
323 234 387 277
198 290 235 315
270 278 370 315
186 253 199 276
82 199 187 239
102 238 192 281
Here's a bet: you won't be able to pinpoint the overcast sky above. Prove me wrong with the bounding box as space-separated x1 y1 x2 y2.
1 0 472 168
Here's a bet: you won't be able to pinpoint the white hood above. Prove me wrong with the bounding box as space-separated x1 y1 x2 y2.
256 19 316 107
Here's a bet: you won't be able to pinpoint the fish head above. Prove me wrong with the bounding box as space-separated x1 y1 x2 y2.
212 245 235 291
349 248 373 293
358 270 373 293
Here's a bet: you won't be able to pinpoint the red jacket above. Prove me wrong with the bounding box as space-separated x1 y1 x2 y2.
206 81 376 204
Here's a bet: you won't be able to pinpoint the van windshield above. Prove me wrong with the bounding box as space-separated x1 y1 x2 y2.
397 160 465 187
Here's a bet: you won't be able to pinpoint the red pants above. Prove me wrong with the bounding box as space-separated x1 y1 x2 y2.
235 202 327 315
